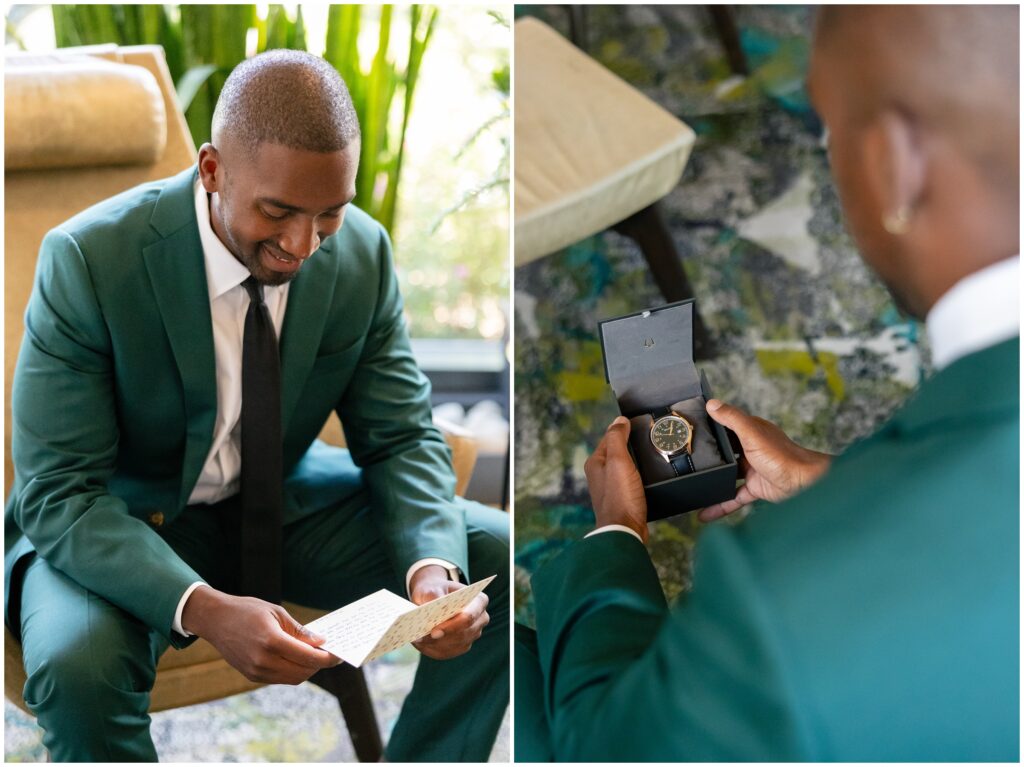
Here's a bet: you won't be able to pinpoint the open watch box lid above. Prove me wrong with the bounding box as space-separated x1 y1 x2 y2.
598 299 701 417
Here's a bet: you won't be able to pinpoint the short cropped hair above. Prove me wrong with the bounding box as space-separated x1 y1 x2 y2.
211 49 360 153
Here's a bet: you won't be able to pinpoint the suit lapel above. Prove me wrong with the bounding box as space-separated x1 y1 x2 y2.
279 245 339 435
142 167 218 508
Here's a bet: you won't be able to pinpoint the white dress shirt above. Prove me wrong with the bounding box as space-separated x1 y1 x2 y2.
173 182 456 636
188 182 291 505
925 255 1020 371
589 254 1021 544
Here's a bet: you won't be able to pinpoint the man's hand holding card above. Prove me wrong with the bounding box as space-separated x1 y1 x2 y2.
304 575 496 668
409 564 492 660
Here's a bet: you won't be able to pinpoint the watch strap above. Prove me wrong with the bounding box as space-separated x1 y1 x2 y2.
670 452 695 476
651 406 672 419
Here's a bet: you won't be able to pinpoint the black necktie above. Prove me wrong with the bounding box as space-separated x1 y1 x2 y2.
240 277 283 603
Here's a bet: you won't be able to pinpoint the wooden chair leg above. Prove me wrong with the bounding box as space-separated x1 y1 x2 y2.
566 5 589 51
707 5 749 76
310 665 384 762
612 202 717 359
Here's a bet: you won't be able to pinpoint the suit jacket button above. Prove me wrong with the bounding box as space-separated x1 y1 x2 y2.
149 512 165 528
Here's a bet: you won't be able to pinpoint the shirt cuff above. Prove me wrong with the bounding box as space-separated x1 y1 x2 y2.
173 581 208 637
585 524 644 544
405 558 461 597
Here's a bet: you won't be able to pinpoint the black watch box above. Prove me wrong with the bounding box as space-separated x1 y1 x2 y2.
598 299 739 522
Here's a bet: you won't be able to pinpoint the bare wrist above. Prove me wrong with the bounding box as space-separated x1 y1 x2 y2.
180 584 224 637
414 564 449 581
409 564 450 596
594 512 647 542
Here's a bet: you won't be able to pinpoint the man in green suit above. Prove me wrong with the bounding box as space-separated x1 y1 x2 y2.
5 51 508 761
516 6 1018 761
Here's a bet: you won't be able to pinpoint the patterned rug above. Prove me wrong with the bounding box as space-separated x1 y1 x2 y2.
513 4 929 625
5 646 510 762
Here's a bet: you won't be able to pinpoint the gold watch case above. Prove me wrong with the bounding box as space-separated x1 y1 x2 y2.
650 412 694 461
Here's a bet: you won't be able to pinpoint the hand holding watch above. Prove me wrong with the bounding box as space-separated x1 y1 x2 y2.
649 407 695 476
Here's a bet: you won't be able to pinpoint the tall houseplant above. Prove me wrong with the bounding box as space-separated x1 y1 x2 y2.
323 5 438 234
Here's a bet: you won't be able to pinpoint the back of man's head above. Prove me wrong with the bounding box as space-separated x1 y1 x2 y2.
211 49 360 154
815 5 1018 200
811 5 1019 317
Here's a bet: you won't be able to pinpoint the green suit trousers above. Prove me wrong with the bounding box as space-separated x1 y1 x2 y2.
18 457 509 762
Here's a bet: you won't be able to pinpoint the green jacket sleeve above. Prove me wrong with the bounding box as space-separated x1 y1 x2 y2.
532 529 812 761
10 229 204 648
335 224 469 579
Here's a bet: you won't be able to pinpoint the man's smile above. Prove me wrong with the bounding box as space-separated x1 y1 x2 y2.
261 243 304 273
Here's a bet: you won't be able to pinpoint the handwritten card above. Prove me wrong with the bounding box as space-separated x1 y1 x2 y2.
304 575 496 667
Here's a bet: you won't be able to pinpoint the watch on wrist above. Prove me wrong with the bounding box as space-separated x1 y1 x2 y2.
650 407 695 476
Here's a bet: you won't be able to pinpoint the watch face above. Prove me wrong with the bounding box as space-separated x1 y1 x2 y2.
650 415 691 455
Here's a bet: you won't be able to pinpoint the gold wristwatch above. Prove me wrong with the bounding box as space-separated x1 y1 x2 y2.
650 408 695 476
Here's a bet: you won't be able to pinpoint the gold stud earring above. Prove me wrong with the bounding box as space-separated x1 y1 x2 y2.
882 206 912 235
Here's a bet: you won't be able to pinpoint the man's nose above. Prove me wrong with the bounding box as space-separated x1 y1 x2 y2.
278 220 320 260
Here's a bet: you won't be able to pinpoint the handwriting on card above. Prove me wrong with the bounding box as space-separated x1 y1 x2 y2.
304 575 496 667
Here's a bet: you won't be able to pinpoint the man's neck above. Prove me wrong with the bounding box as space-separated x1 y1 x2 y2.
207 193 241 265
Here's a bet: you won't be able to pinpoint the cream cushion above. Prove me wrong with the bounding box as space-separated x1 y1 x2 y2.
513 17 697 265
5 53 167 171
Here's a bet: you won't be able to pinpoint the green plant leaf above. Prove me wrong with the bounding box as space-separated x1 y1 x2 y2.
263 5 290 51
293 5 307 52
176 64 219 113
378 4 439 234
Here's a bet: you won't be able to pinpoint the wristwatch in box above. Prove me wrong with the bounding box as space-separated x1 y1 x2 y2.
650 407 695 476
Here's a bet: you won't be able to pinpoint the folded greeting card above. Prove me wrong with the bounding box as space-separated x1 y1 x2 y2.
304 575 496 667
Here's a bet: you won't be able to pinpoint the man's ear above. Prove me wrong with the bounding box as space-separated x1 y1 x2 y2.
197 144 221 194
864 109 927 232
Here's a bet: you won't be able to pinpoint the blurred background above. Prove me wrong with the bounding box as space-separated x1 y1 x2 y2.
513 5 928 625
4 2 509 761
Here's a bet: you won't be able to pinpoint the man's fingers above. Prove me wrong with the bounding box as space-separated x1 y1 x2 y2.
267 629 340 669
698 499 743 522
602 416 632 460
414 610 490 658
419 593 489 641
467 608 489 636
275 606 326 647
250 653 323 685
734 482 758 507
605 415 630 438
296 624 325 646
436 609 488 644
460 592 488 620
411 585 449 606
706 399 761 442
585 430 611 475
588 417 628 466
433 594 488 633
426 609 480 641
425 611 470 641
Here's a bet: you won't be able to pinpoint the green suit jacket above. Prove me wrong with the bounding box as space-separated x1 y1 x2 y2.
532 337 1019 761
5 166 467 649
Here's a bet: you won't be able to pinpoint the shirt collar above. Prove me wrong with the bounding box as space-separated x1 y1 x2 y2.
925 255 1020 370
194 178 252 301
